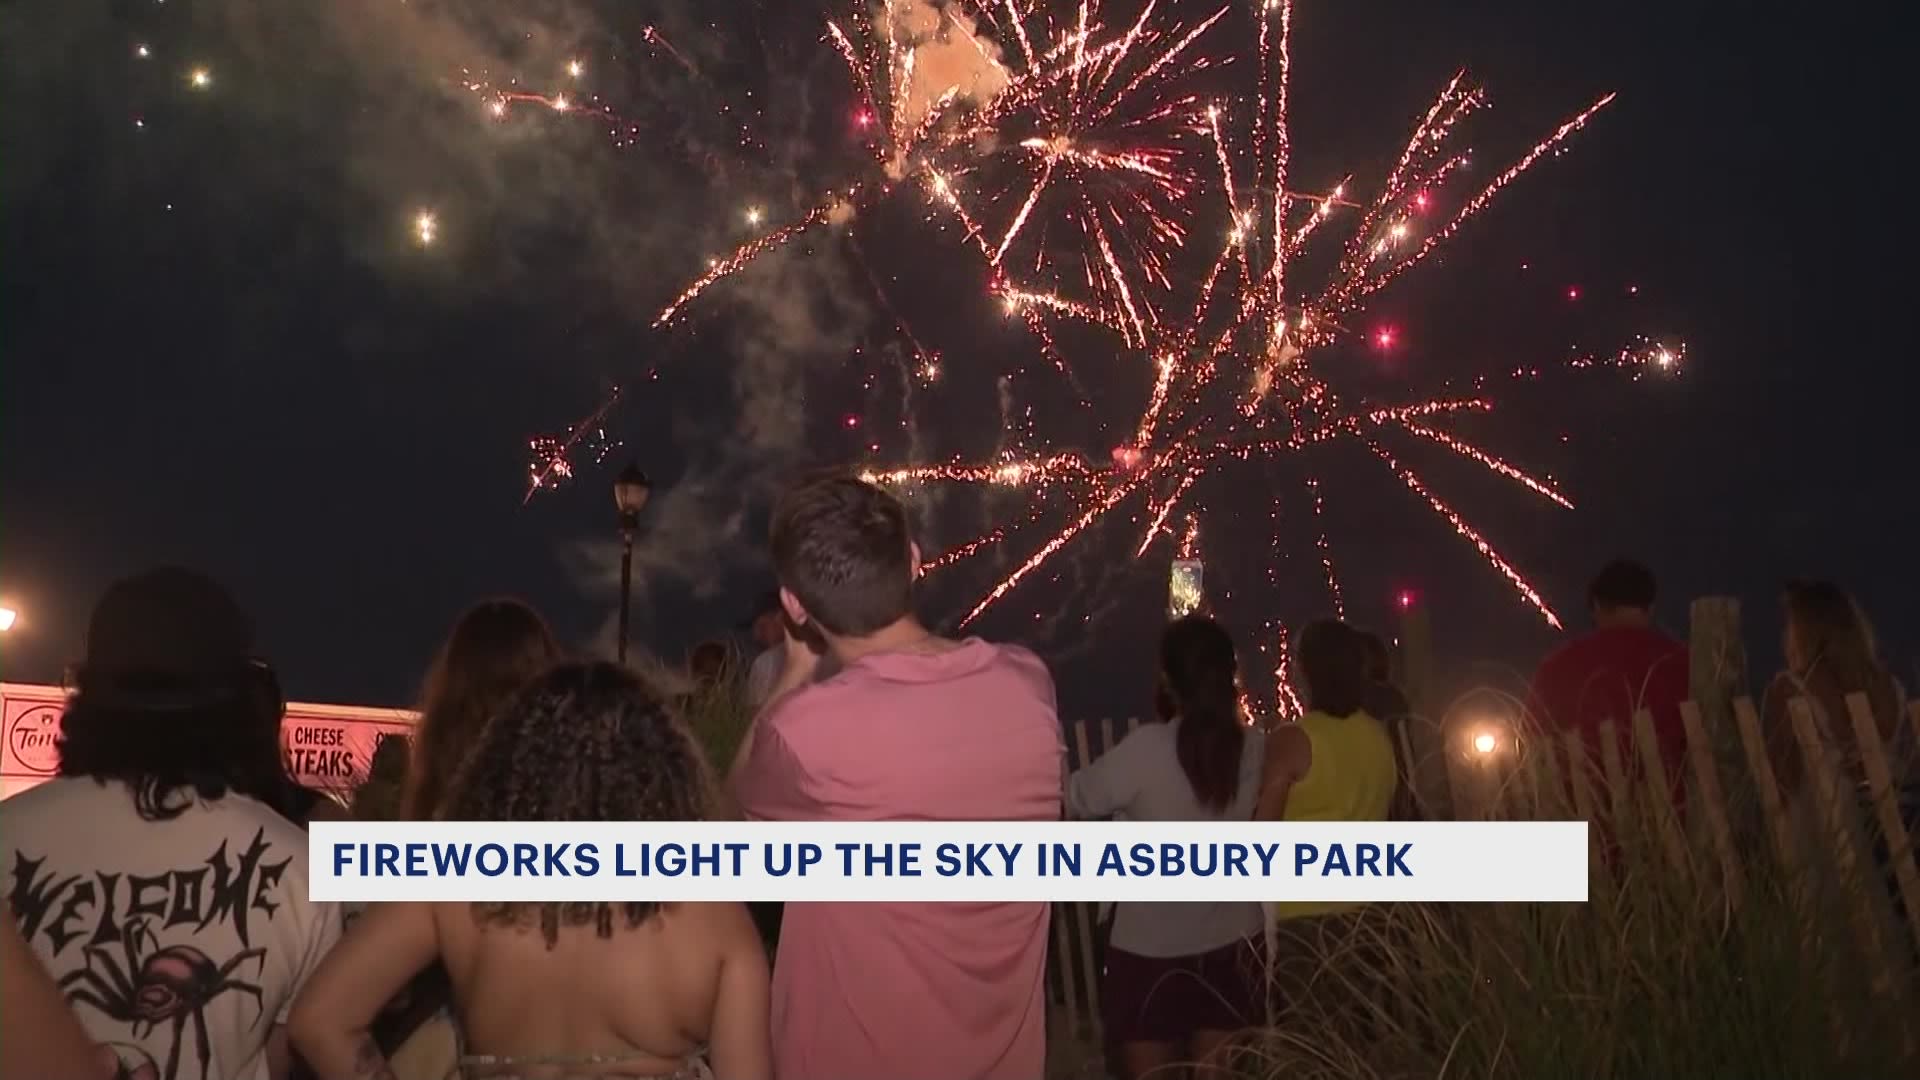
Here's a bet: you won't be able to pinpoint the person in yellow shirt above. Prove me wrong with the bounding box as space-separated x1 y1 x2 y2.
1256 619 1399 1027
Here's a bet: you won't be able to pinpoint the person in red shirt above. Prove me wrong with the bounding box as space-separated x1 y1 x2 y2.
1529 560 1691 813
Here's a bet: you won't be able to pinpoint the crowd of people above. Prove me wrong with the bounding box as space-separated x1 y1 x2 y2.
2 472 1914 1080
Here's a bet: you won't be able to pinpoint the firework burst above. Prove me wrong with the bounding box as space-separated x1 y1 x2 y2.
648 1 1681 708
653 0 1226 346
856 3 1675 641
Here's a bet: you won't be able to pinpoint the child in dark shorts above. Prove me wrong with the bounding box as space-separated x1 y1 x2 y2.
1103 931 1267 1047
1070 618 1271 1079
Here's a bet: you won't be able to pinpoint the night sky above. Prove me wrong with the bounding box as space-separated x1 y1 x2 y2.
3 1 1913 718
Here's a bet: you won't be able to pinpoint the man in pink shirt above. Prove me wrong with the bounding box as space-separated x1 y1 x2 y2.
731 474 1064 1080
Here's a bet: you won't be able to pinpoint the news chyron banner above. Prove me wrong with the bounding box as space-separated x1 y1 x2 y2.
1 682 415 801
311 821 1590 904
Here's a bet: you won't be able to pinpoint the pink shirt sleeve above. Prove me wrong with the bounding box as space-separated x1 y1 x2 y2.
732 718 820 821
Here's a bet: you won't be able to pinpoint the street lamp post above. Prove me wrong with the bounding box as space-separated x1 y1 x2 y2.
613 463 651 663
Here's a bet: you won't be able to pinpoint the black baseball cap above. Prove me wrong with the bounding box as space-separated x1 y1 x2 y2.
81 567 255 687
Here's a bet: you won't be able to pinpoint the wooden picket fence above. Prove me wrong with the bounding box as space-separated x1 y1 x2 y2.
1046 694 1920 1059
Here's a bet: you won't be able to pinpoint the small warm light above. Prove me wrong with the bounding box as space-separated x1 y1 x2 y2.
1655 349 1675 369
1565 285 1581 300
550 94 570 112
413 210 438 246
919 360 941 381
136 44 151 59
487 99 507 118
1413 190 1430 210
1396 589 1416 609
1473 731 1498 754
567 59 585 79
0 607 16 632
188 67 211 89
1627 284 1639 295
745 206 764 227
843 415 860 428
1373 326 1397 350
1390 222 1409 239
855 109 873 128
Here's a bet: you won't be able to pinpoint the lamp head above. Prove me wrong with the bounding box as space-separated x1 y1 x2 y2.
613 463 651 518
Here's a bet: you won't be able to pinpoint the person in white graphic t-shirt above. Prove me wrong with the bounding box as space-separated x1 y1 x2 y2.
0 568 342 1080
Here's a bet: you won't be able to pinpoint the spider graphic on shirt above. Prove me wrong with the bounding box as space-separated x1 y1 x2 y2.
61 917 267 1080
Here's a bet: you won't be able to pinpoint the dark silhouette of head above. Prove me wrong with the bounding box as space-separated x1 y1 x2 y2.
749 591 785 650
1588 560 1657 628
689 640 731 686
1159 616 1247 813
350 734 412 822
1295 619 1369 719
770 474 917 639
404 599 562 820
446 662 714 946
1356 630 1392 684
1781 580 1883 683
57 568 291 821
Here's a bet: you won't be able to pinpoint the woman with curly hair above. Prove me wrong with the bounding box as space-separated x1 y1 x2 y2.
403 599 563 821
290 663 772 1080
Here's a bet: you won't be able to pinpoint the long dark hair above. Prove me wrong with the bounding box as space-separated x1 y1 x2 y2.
444 662 715 946
1297 619 1368 718
1782 580 1900 734
1160 616 1246 813
403 599 562 820
57 670 289 821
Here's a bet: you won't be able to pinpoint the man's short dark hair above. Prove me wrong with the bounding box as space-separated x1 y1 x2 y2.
1588 559 1657 612
770 474 914 637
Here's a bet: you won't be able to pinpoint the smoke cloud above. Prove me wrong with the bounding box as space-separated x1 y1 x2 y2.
884 0 1009 178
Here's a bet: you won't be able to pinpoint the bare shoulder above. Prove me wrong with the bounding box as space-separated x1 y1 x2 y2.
1265 723 1312 768
680 901 759 947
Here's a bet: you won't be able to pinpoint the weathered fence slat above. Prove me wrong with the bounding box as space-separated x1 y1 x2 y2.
1679 701 1744 911
1632 708 1690 875
1733 697 1798 870
1786 698 1891 978
1050 901 1081 1038
1069 721 1102 1037
1843 693 1920 958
